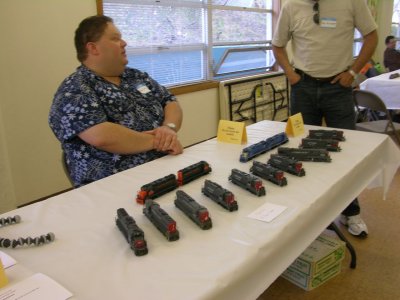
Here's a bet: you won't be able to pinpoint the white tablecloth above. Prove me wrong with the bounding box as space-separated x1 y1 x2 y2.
1 121 399 300
360 70 400 110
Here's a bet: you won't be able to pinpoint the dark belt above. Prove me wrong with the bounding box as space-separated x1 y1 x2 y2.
295 68 342 82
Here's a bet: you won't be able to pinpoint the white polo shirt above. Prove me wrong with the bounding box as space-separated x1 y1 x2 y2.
272 0 377 78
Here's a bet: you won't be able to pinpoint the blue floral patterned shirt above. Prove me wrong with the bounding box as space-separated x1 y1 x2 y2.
49 65 176 187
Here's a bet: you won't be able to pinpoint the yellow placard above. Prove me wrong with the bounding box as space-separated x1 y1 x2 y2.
285 113 305 137
0 259 9 288
217 120 247 144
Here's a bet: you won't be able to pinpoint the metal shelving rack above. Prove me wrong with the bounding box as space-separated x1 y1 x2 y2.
225 73 289 123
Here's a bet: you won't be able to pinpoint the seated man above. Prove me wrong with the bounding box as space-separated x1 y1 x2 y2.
383 35 400 72
49 15 183 187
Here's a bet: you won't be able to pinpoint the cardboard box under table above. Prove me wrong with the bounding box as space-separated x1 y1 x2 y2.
281 233 346 290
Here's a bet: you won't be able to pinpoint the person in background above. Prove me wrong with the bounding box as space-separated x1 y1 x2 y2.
49 15 183 187
384 35 400 72
272 0 378 237
359 59 381 78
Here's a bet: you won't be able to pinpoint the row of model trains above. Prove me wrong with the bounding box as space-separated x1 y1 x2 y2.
117 129 346 256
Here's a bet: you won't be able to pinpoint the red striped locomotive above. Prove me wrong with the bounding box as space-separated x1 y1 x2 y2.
228 169 266 196
177 161 212 186
143 200 179 241
174 191 212 230
268 154 306 177
136 174 178 204
250 161 287 186
202 179 238 211
116 208 148 256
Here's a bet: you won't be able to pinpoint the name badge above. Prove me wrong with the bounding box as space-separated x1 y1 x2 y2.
320 17 336 28
136 83 151 94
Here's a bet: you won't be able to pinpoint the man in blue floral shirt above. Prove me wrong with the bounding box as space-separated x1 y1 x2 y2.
49 15 183 187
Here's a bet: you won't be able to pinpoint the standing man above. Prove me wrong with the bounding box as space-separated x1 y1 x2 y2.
49 15 183 187
384 35 400 72
272 0 378 237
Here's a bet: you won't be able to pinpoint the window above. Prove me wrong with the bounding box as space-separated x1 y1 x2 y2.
100 0 275 86
392 0 400 47
211 1 274 78
353 30 363 57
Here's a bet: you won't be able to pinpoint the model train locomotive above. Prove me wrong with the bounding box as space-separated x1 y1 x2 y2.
136 174 178 204
228 169 266 196
136 161 212 204
277 147 332 162
307 129 346 141
116 208 148 256
300 138 341 152
202 180 238 211
143 200 179 241
268 154 306 177
177 161 212 185
240 132 289 162
250 161 287 186
175 191 212 230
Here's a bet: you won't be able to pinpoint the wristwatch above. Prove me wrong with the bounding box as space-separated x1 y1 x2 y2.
165 123 177 132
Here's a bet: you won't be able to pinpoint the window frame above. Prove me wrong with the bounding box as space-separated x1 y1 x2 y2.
97 0 280 89
392 0 400 46
209 3 275 79
213 45 275 77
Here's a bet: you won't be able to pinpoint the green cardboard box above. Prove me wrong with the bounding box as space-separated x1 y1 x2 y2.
287 233 345 277
281 261 342 291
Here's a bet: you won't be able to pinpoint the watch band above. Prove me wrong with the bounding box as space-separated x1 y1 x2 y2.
348 69 357 79
165 123 177 131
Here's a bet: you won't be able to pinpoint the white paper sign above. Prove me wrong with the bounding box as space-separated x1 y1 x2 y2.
248 202 287 223
0 273 73 300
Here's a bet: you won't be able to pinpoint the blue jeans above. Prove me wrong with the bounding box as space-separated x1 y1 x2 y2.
291 76 360 216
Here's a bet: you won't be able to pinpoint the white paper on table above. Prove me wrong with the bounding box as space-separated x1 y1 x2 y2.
0 252 16 269
0 273 73 300
248 202 287 223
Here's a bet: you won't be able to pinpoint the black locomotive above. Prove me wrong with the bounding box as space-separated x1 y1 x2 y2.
268 154 306 177
228 169 266 196
143 200 179 241
250 161 287 186
177 161 212 186
116 208 148 256
277 147 332 162
136 174 178 204
202 180 238 211
175 190 212 230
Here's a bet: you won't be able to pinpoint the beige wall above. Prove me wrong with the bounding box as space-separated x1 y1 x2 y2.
0 0 99 210
0 104 16 213
178 89 220 147
0 0 220 211
0 0 394 212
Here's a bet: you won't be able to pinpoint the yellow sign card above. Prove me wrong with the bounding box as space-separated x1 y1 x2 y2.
217 120 247 144
0 259 9 288
285 113 305 137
